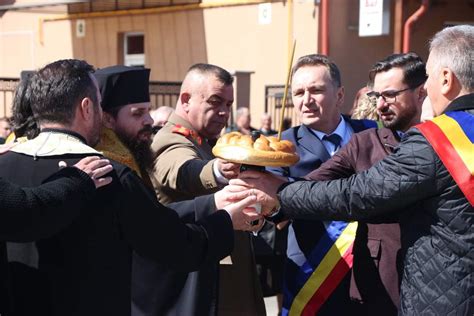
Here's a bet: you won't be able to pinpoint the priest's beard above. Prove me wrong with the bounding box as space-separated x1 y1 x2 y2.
115 125 155 171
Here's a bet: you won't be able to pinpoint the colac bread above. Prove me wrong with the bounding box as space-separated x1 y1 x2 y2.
212 131 299 167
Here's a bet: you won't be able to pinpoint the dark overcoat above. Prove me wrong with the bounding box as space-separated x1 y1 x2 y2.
0 167 96 315
0 130 233 316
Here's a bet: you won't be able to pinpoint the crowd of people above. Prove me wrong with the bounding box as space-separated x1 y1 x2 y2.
0 24 472 316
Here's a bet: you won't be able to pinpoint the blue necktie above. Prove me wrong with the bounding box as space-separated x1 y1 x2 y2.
323 134 342 152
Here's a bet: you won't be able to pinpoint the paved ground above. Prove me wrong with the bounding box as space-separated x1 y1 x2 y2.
264 295 280 316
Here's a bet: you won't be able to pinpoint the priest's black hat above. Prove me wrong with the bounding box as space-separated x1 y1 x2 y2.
94 65 150 112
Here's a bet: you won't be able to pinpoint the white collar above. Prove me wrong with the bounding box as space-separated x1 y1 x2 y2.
310 116 347 140
11 131 101 158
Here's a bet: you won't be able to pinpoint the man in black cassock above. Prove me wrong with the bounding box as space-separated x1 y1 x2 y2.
0 59 258 316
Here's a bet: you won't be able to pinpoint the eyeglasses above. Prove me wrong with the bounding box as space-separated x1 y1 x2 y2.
366 87 413 104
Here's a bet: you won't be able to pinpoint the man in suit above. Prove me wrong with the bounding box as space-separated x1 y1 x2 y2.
304 52 427 315
266 54 376 315
139 63 265 316
259 112 277 136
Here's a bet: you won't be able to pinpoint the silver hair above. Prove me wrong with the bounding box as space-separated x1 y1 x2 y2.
236 107 250 118
429 25 474 92
154 105 174 115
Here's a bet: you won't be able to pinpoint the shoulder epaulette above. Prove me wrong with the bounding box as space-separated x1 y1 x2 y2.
172 124 202 145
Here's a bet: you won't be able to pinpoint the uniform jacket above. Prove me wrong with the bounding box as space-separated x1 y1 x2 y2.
135 113 265 316
277 94 474 315
150 113 221 205
268 116 376 315
0 130 234 316
306 127 402 315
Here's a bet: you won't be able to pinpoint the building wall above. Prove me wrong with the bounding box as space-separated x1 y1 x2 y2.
0 7 74 116
329 0 474 114
409 0 474 59
70 10 207 81
0 0 472 123
0 10 73 76
203 0 318 129
70 1 318 129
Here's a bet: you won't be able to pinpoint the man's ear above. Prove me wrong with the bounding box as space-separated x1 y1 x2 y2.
417 86 427 103
440 67 454 96
78 97 94 122
102 111 115 129
180 92 191 112
336 86 345 109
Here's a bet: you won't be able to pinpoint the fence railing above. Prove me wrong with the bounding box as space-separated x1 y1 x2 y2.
264 84 298 131
148 81 181 110
0 77 18 117
2 80 299 131
0 77 181 117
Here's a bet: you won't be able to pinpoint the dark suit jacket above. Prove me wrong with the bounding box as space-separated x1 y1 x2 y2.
268 117 376 315
268 117 375 177
306 127 402 315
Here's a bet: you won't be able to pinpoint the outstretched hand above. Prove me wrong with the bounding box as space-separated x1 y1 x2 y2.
216 158 241 180
222 194 264 232
63 156 114 189
228 170 288 216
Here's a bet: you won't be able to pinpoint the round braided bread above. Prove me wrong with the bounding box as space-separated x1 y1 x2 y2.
212 131 299 167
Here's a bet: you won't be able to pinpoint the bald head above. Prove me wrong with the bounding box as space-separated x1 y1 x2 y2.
151 106 174 127
179 64 234 96
175 63 234 139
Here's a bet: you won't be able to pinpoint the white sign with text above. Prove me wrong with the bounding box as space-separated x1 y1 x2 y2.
359 0 390 37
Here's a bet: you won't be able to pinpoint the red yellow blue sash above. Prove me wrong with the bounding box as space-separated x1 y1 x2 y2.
417 111 474 206
283 221 357 316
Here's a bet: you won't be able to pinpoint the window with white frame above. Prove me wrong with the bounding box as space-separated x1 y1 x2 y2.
124 32 145 67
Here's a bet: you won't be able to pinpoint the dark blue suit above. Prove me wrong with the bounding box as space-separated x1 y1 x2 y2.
268 116 376 315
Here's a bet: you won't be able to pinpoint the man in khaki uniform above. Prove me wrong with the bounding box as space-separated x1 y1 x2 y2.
142 63 265 316
150 64 239 204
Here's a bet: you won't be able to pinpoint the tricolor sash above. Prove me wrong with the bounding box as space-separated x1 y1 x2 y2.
283 221 357 316
417 111 474 206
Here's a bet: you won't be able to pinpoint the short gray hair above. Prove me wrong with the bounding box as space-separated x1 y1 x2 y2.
429 25 473 92
236 107 250 119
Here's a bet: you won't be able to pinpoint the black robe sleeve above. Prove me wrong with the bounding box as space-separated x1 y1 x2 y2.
0 167 96 241
168 194 217 223
116 168 233 271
